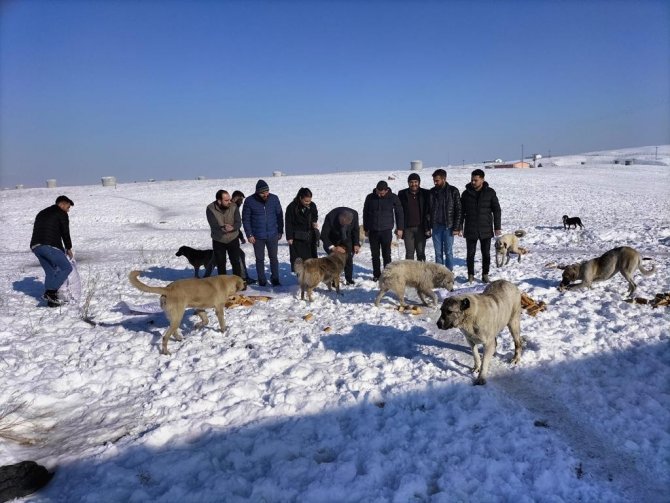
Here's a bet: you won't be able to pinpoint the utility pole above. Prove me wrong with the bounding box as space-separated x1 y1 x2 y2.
521 144 524 166
656 146 658 160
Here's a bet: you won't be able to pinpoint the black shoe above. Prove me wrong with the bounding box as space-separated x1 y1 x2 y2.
345 279 355 286
271 279 281 287
42 290 62 307
245 278 258 285
482 274 490 284
258 280 267 287
372 276 380 282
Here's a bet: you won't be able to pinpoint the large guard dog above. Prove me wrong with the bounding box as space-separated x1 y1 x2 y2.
436 280 522 385
129 271 245 354
562 215 584 230
374 260 454 308
175 246 214 278
294 250 348 302
495 230 528 268
558 246 654 296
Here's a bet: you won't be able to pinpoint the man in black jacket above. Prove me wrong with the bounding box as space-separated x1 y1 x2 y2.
430 169 462 270
398 173 431 261
363 181 404 280
459 169 502 283
321 207 361 285
30 195 75 307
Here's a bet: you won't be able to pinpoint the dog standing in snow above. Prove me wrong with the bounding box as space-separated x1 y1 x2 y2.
436 279 522 385
494 230 528 268
558 246 654 296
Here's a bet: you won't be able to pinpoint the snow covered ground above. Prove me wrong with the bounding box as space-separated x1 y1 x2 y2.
1 145 669 502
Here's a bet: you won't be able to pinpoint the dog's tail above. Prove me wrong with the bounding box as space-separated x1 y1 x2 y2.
639 258 655 276
294 258 304 279
514 229 526 238
128 270 169 295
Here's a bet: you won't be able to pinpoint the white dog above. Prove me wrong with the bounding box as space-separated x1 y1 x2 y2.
494 230 527 268
374 260 454 308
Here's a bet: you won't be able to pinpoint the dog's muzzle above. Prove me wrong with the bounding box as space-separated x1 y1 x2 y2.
436 317 452 330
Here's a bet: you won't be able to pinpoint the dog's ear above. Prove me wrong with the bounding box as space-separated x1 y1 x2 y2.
460 298 470 311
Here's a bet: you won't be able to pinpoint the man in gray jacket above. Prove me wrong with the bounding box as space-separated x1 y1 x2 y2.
206 189 242 277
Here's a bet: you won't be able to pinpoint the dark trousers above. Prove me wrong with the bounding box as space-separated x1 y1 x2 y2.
213 239 242 277
466 237 492 276
403 226 426 261
253 235 279 283
369 229 393 278
289 239 316 272
238 247 253 280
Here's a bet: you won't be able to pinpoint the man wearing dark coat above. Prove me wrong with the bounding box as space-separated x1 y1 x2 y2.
30 195 75 307
363 181 404 280
398 173 431 261
320 207 361 285
459 169 502 283
429 168 462 270
242 179 284 287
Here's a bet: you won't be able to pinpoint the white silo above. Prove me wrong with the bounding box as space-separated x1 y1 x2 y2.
410 160 423 171
101 176 117 187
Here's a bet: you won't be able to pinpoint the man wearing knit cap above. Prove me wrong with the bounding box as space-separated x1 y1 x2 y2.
398 173 431 261
242 180 284 286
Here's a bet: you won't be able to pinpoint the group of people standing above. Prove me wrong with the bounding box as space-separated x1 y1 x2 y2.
395 168 502 283
30 169 502 307
206 179 362 287
357 168 501 283
206 168 502 288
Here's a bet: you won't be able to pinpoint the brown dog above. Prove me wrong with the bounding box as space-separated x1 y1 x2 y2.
558 246 654 296
294 250 348 302
129 271 245 354
175 246 214 278
436 280 522 385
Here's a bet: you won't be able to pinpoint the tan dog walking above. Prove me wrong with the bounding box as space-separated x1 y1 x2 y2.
129 271 245 354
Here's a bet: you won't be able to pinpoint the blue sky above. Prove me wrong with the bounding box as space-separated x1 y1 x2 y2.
1 0 669 188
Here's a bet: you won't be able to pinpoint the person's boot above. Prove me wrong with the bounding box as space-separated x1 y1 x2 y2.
468 274 475 284
482 274 490 283
42 290 62 307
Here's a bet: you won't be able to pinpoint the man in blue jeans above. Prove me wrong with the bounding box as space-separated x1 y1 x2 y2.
242 180 284 287
30 195 75 307
429 169 462 270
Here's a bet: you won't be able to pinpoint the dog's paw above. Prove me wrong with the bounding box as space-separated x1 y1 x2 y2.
474 376 487 386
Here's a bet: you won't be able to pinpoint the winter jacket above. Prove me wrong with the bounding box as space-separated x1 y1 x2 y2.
206 201 241 244
429 183 462 230
363 189 404 232
285 200 318 241
459 181 502 239
398 187 431 231
242 193 284 240
321 207 360 253
30 205 72 251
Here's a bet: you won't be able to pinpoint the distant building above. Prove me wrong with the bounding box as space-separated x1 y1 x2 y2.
494 162 532 169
